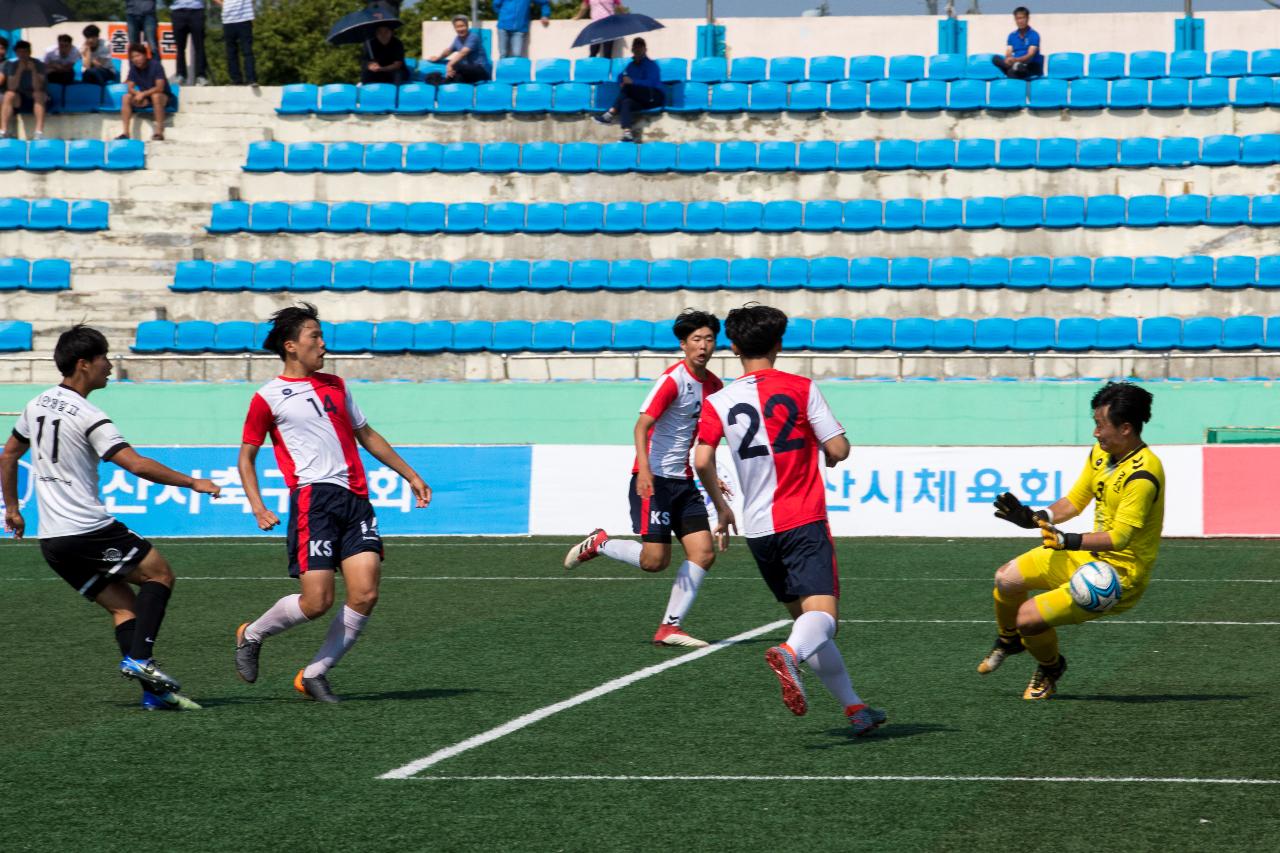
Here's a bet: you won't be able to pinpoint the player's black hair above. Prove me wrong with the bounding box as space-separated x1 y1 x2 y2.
1091 381 1153 436
723 304 788 358
264 302 321 360
672 309 720 342
1013 6 1031 16
53 325 109 377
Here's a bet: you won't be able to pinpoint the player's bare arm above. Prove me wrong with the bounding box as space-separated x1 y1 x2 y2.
354 424 431 508
0 432 30 538
111 447 221 497
632 413 657 498
821 434 851 467
694 443 734 550
237 442 280 530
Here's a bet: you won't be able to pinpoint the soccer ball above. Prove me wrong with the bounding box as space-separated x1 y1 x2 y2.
1068 561 1122 613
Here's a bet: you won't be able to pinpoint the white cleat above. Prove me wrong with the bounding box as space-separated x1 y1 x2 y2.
564 529 609 570
653 624 710 648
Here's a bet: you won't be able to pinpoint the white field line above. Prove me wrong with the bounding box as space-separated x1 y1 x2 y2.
839 618 1280 626
377 618 792 781
405 774 1280 786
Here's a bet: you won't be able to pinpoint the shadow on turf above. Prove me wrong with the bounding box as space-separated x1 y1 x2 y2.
807 722 956 748
184 688 477 708
1053 693 1250 704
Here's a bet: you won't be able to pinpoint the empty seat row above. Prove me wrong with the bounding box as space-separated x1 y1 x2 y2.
0 259 72 291
0 138 146 171
170 255 1280 294
43 81 180 113
131 316 1280 355
0 321 33 352
243 134 1280 175
206 194 1280 235
279 75 1275 115
0 199 110 231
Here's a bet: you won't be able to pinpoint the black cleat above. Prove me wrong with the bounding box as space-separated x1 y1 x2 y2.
294 669 341 703
977 634 1025 674
234 622 262 683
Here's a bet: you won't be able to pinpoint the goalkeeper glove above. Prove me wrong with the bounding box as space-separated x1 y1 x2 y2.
993 492 1050 530
1038 519 1083 551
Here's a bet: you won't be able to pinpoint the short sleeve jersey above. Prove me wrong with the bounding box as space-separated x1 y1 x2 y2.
634 361 722 479
697 369 844 538
241 373 369 496
12 385 130 538
1064 443 1165 587
1007 27 1043 71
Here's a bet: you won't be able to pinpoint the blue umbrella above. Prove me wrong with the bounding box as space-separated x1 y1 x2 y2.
571 13 664 49
327 2 403 47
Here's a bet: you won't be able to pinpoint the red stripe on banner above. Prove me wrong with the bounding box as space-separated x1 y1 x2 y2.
297 485 312 573
1203 446 1280 535
640 495 651 534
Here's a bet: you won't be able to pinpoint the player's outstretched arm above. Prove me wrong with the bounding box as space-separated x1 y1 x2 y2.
238 442 280 530
0 433 30 538
354 424 431 508
694 443 734 551
112 447 221 497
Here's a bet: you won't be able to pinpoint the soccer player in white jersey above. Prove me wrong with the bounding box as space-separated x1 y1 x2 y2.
693 305 887 735
565 310 725 648
233 304 431 703
0 326 221 710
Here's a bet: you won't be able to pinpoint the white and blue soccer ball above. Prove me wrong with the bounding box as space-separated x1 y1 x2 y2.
1069 561 1122 613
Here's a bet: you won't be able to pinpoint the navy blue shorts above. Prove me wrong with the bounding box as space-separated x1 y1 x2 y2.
746 520 840 603
286 483 382 577
628 474 710 544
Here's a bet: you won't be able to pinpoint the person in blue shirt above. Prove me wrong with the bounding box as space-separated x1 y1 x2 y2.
493 0 550 60
594 38 664 142
427 15 492 84
992 6 1043 79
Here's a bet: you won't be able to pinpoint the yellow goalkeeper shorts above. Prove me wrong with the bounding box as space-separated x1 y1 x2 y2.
1014 547 1146 628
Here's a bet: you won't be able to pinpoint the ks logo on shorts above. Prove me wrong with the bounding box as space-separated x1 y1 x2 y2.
650 510 671 526
309 540 334 557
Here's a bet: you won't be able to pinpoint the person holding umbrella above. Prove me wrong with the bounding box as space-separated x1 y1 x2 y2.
573 0 622 59
362 24 405 85
593 36 662 143
425 15 491 84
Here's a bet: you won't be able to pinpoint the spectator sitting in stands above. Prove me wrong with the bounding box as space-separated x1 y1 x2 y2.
0 42 48 140
361 24 406 85
80 25 119 85
44 34 78 86
992 6 1043 79
593 37 663 143
573 0 622 59
426 15 491 84
492 0 550 60
118 43 169 142
0 36 8 61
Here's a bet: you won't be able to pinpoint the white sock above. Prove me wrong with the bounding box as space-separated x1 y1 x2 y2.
599 537 642 568
805 641 863 709
302 605 368 678
244 593 307 643
785 610 837 663
661 561 708 626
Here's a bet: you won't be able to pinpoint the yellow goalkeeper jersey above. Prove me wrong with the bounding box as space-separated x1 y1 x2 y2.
1065 443 1166 588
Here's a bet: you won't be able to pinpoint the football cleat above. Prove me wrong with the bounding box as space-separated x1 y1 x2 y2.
1023 655 1068 701
294 669 341 703
764 643 808 716
234 622 262 684
564 528 609 570
845 704 888 736
120 656 181 693
142 689 203 711
977 634 1025 675
652 624 709 649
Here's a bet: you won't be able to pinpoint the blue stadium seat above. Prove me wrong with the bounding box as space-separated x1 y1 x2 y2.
557 141 598 173
802 200 843 232
1028 78 1067 109
637 141 677 173
1268 316 1280 347
929 257 969 289
808 257 849 290
796 141 836 172
755 141 795 172
58 83 97 113
355 83 396 114
395 82 434 114
1137 317 1181 350
787 81 828 111
1126 195 1167 227
966 53 1003 80
928 53 966 80
603 201 643 234
1084 194 1125 228
987 78 1027 110
1166 193 1208 225
611 319 654 351
1232 76 1274 107
1119 136 1158 167
956 138 996 169
440 142 481 173
252 260 294 292
674 141 715 173
846 257 886 289
724 200 764 232
974 318 1016 351
690 56 727 83
573 57 611 83
1149 78 1188 108
450 261 490 291
1048 52 1085 80
0 139 24 170
533 58 570 84
174 320 217 353
529 259 569 292
836 140 874 169
730 56 767 83
828 81 867 111
843 200 883 231
1002 195 1043 228
440 202 481 234
647 259 688 291
368 201 407 233
1180 317 1221 350
1077 137 1117 168
1045 195 1085 228
933 318 975 351
363 142 402 172
1049 256 1091 289
25 139 64 171
434 83 474 113
688 258 728 291
963 196 1003 229
367 259 408 293
1170 50 1207 78
1067 77 1107 109
0 258 26 289
1012 317 1055 351
483 201 525 234
1222 316 1264 349
1251 48 1280 76
328 201 368 233
1097 317 1139 350
495 57 530 84
923 198 963 230
1214 256 1256 288
1134 254 1178 287
888 257 929 288
479 141 519 173
283 201 325 233
331 260 372 291
666 81 709 112
245 140 284 172
322 141 362 172
564 201 604 233
808 56 847 83
449 320 491 353
1251 195 1280 225
709 82 748 112
907 80 947 111
473 82 513 113
1241 133 1280 165
888 54 925 81
410 260 450 291
851 317 894 350
99 83 128 112
728 258 768 289
524 202 565 233
1036 137 1077 169
133 320 176 353
849 55 885 82
411 321 453 353
893 317 934 351
550 82 591 114
774 317 810 350
569 320 612 352
997 137 1037 169
65 139 106 171
811 318 853 351
1190 77 1229 108
1108 78 1148 108
883 198 923 231
277 83 317 114
599 141 636 173
212 259 253 291
641 201 684 233
513 82 552 113
515 141 556 174
757 200 798 233
1158 136 1199 167
969 256 1010 288
605 260 645 291
767 257 807 290
1208 195 1250 226
1055 318 1098 351
868 80 907 110
172 260 211 292
491 260 531 291
522 320 569 353
685 201 724 233
1091 256 1133 289
877 139 916 170
397 141 440 173
1129 51 1167 79
67 199 107 231
317 83 357 114
284 142 324 173
947 78 987 110
370 321 414 353
1087 51 1126 79
654 57 687 83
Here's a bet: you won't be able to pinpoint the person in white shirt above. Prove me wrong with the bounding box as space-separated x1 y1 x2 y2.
43 34 78 85
213 0 256 85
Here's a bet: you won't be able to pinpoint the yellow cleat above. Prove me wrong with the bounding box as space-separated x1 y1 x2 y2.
1022 656 1067 700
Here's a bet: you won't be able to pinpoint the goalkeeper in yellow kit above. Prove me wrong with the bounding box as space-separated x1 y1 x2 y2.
979 382 1165 700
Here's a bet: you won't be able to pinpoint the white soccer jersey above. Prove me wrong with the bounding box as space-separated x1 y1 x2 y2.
12 385 130 538
697 369 845 538
633 361 723 479
241 372 369 496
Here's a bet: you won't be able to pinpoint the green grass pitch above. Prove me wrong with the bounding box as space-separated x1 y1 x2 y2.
1 536 1277 851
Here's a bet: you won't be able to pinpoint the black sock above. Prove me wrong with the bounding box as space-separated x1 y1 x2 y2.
114 618 137 658
129 582 172 660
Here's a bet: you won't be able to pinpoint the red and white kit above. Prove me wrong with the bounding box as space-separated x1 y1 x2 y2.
241 373 368 495
697 368 844 537
634 361 724 478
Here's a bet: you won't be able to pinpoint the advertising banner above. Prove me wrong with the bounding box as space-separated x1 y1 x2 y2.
107 22 177 60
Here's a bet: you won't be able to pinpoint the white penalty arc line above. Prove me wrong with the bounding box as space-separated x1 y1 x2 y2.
404 774 1280 786
377 618 792 781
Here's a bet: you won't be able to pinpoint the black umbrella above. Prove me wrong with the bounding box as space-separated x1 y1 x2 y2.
0 0 74 30
571 13 664 48
327 2 403 47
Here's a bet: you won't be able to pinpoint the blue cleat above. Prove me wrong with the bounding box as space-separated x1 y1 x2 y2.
120 656 181 693
141 689 203 711
846 704 888 736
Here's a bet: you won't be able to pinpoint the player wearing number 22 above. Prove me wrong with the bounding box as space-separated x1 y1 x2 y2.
983 381 1165 700
693 306 887 736
1 326 221 710
234 303 432 703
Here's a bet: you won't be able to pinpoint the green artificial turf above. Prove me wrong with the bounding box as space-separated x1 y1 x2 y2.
1 537 1276 852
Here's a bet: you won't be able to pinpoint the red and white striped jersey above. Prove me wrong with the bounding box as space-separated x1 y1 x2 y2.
634 361 723 479
697 369 844 538
241 372 369 496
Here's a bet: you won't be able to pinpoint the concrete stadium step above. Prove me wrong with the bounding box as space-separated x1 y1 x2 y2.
1 232 198 260
7 172 234 204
